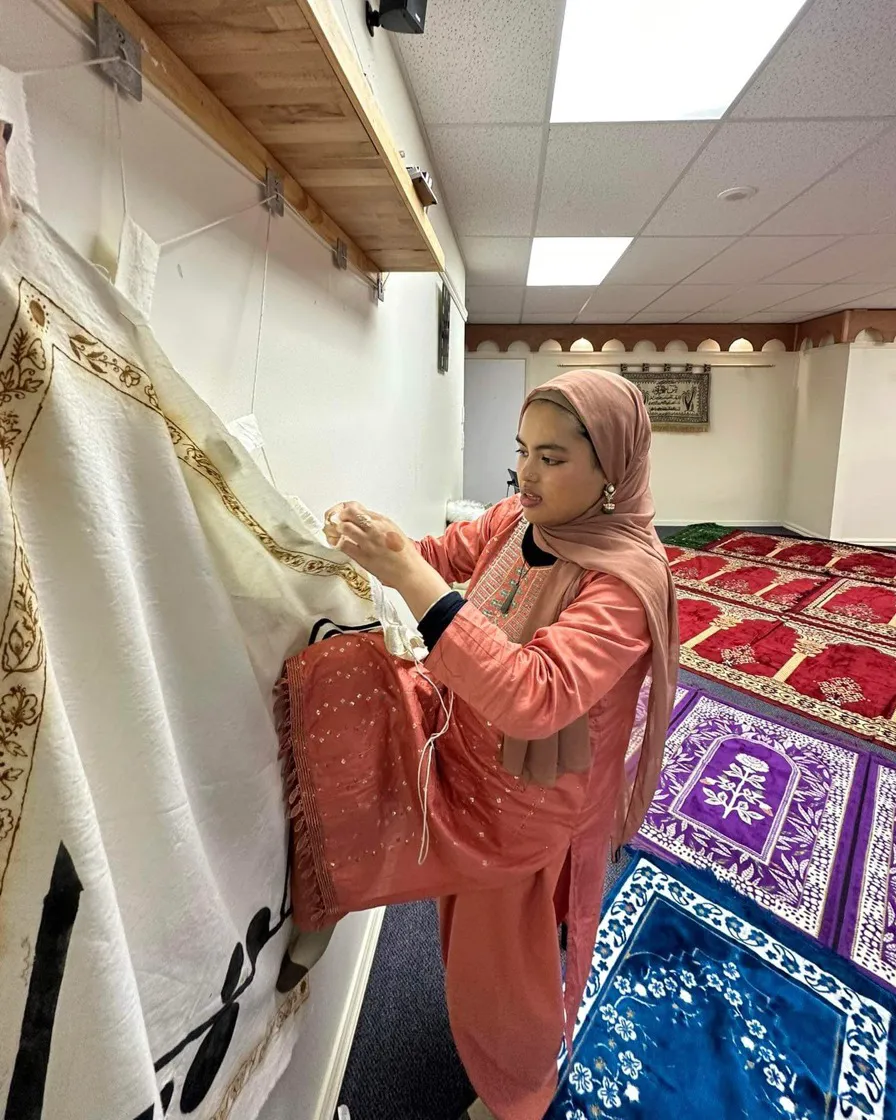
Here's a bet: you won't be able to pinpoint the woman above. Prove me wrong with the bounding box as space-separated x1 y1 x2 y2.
277 369 678 1120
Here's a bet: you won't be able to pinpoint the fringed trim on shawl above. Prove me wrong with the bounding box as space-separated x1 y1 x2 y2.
274 664 338 928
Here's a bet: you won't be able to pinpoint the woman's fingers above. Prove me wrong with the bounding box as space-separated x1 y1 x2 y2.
339 502 377 529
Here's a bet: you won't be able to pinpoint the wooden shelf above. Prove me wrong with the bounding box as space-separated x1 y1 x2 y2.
61 0 445 276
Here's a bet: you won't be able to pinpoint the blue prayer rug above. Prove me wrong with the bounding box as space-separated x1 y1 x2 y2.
549 855 896 1119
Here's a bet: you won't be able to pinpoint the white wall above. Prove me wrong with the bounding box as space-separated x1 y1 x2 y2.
784 345 849 538
1 1 465 1117
522 352 798 526
832 346 896 545
463 358 526 504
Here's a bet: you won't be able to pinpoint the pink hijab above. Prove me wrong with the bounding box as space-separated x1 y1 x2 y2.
502 369 679 846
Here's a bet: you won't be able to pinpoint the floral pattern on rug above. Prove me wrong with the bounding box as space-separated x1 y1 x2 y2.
549 857 896 1119
636 695 864 943
797 579 896 649
841 760 896 994
678 592 896 750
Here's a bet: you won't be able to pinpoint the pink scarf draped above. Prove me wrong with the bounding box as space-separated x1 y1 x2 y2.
504 369 679 845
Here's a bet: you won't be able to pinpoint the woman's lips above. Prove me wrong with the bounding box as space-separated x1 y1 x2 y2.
520 493 542 509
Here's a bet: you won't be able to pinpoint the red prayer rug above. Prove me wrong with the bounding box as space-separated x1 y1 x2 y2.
678 591 896 750
705 531 896 587
665 545 831 613
797 579 896 649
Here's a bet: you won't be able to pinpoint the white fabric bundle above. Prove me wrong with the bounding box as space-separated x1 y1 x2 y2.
446 497 490 524
0 157 379 1120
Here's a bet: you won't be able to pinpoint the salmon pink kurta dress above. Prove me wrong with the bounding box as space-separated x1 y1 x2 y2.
278 499 652 1120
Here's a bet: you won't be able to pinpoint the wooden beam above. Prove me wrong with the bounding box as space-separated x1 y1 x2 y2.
58 0 381 278
295 0 444 272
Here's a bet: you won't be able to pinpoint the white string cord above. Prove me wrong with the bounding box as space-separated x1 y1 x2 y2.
113 87 129 219
159 198 271 250
18 54 122 79
14 22 387 296
414 667 454 865
251 209 278 485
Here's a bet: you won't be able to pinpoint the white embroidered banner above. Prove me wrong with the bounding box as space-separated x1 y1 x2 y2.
0 181 376 1120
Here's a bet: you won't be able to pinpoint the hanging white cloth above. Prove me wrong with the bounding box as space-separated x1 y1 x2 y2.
0 119 379 1120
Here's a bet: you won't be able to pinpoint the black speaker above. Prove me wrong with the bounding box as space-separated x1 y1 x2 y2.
366 0 427 36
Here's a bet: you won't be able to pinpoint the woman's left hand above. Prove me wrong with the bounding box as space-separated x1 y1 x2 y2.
326 502 451 619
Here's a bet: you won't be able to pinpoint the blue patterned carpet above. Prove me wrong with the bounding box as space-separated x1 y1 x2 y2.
549 855 896 1120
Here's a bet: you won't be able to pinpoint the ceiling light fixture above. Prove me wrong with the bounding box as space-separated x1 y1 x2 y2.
550 0 806 123
526 237 633 287
717 185 759 202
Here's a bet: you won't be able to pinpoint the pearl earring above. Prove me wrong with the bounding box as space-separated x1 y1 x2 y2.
601 483 617 515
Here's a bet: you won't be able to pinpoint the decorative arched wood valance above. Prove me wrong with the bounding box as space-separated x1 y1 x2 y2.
467 311 896 354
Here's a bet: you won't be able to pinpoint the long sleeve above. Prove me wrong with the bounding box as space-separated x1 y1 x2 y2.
425 574 650 740
415 501 513 585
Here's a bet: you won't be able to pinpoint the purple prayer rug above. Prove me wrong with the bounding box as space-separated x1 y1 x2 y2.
635 694 867 945
625 686 696 769
841 758 896 993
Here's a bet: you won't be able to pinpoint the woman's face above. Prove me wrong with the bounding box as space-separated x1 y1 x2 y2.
515 400 606 527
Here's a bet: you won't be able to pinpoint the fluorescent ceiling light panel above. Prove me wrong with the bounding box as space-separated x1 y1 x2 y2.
551 0 807 122
527 237 633 286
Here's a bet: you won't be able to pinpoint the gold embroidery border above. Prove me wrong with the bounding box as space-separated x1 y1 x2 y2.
210 979 309 1120
57 289 370 601
680 590 896 748
0 281 51 897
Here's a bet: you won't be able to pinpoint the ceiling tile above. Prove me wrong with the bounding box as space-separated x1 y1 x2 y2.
465 286 525 319
627 312 690 324
844 266 896 286
767 283 894 316
604 237 736 284
398 0 563 124
522 286 594 320
578 286 671 318
767 236 896 284
686 236 842 284
733 0 896 119
460 237 532 286
843 288 896 308
575 314 643 324
680 312 765 324
641 285 741 315
702 284 822 317
467 314 524 324
536 123 712 237
427 126 543 237
756 127 896 236
737 313 803 323
645 120 889 237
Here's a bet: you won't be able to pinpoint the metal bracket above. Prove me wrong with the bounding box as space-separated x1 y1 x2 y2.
374 274 385 303
333 239 348 270
95 4 142 101
263 169 284 216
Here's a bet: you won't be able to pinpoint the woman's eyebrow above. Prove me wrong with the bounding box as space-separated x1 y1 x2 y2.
516 437 569 453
